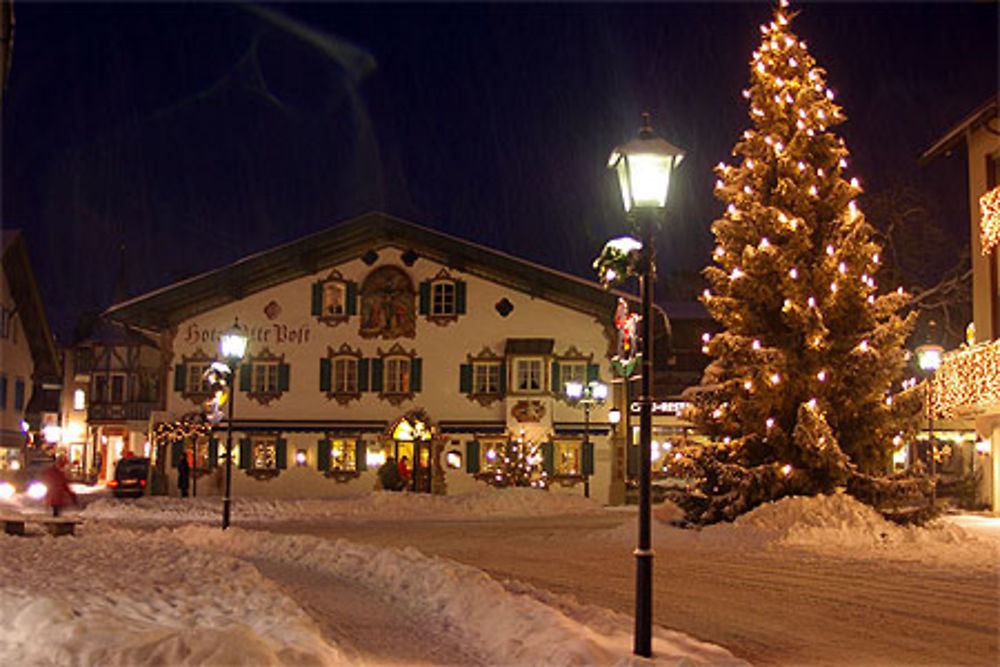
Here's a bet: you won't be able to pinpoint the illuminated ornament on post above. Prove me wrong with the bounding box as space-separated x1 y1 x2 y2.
979 185 1000 255
612 297 641 377
593 236 643 288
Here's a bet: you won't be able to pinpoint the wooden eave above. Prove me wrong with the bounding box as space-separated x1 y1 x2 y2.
919 95 999 165
1 231 60 379
104 212 664 335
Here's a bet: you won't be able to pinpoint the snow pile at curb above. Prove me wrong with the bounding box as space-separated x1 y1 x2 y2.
0 528 345 666
691 493 999 566
177 525 744 666
81 487 605 524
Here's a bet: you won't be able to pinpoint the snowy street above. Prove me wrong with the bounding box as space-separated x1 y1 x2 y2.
1 489 997 665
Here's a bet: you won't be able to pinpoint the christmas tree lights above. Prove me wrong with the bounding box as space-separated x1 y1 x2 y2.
674 1 920 524
980 186 1000 255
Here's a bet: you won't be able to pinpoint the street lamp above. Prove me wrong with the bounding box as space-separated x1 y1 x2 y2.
916 339 944 509
607 112 684 658
565 379 608 499
219 319 248 530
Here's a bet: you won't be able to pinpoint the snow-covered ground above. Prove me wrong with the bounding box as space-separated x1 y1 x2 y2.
1 488 997 665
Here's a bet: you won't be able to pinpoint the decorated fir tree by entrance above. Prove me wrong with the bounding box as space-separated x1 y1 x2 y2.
676 1 921 524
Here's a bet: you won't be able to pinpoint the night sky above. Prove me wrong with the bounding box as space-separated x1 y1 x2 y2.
3 1 997 343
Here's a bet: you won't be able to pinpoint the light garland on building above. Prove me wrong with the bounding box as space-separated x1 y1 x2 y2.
979 185 1000 255
930 339 1000 418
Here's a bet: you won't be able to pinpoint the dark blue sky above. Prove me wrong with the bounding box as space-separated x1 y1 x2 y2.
3 1 997 342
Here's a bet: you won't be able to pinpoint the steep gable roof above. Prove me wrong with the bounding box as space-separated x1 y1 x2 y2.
1 230 60 378
919 94 999 164
104 212 668 339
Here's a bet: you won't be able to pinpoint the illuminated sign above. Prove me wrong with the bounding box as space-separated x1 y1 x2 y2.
629 400 690 416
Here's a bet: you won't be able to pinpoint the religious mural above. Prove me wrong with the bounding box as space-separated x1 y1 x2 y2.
360 265 416 339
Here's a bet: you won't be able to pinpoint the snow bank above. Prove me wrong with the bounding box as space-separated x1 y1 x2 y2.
0 527 345 666
80 487 606 524
176 525 742 666
645 493 999 568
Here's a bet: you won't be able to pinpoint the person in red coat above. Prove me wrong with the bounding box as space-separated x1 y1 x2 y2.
40 456 78 517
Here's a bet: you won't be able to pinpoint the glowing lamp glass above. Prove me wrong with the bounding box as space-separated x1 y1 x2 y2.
609 115 685 214
220 321 249 364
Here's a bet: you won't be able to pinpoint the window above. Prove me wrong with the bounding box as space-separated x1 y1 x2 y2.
479 439 507 474
185 362 211 395
419 270 466 322
323 281 346 317
560 362 587 389
329 440 357 471
473 361 501 395
110 374 126 403
431 280 456 316
555 440 581 476
253 361 280 394
385 356 410 394
241 435 284 471
312 271 356 324
333 357 358 393
73 389 86 411
13 378 24 411
93 373 108 404
514 358 544 393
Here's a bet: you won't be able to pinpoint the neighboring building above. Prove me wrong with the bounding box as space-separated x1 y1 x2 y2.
105 213 672 505
0 230 60 472
60 318 162 482
920 95 1000 512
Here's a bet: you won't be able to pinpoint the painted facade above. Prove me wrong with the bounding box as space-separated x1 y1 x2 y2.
107 214 669 505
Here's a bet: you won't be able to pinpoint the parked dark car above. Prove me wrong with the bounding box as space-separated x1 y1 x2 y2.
108 457 151 498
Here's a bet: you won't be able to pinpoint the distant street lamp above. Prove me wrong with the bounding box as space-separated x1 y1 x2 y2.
606 112 684 658
565 379 608 498
219 319 248 530
916 338 944 509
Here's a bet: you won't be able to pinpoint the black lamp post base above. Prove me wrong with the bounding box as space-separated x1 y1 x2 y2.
634 549 654 657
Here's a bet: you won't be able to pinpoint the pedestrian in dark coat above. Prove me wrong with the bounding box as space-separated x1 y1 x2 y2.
177 453 190 498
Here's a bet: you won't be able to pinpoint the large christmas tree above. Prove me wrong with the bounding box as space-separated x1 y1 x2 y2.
675 1 921 524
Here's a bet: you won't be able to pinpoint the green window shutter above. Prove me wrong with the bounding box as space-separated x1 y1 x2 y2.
419 280 430 315
456 281 467 314
541 442 555 476
320 358 331 392
317 439 331 471
276 438 287 470
466 440 480 473
499 361 507 394
278 363 290 392
239 364 252 391
171 440 183 468
551 362 561 395
459 364 472 393
355 440 367 471
581 441 595 476
238 438 251 470
174 364 186 392
410 358 422 392
346 281 358 315
587 363 600 383
359 358 370 391
371 358 384 392
311 282 322 316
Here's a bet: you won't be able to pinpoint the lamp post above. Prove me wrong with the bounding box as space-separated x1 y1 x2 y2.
607 112 684 658
916 340 944 509
219 319 248 530
565 379 608 498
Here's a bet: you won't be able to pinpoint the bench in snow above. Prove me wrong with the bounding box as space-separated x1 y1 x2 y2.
0 514 82 537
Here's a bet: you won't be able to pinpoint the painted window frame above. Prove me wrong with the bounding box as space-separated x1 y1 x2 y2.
312 269 357 327
243 348 289 406
375 343 421 406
